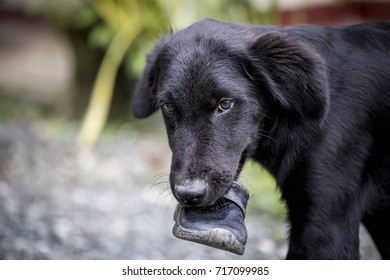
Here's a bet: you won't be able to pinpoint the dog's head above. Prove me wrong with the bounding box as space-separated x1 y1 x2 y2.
132 19 328 206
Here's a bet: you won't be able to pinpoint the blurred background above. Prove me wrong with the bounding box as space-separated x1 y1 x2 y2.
0 0 388 259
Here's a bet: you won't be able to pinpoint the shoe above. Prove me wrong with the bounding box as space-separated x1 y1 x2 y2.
172 182 249 255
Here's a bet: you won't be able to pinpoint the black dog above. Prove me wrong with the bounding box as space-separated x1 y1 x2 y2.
132 19 390 259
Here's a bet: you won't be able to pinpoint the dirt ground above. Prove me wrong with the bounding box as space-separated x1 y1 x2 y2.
0 120 380 259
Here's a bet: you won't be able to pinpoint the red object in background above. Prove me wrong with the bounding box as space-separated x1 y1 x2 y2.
279 1 390 26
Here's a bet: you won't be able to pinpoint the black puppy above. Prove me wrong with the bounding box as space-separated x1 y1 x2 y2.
132 19 390 259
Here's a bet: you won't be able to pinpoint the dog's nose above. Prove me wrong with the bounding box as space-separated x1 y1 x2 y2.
175 179 207 205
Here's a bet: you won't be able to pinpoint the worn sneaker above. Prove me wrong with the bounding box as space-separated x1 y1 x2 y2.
172 182 249 255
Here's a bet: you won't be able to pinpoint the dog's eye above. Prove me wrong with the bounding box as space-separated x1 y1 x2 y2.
162 103 175 114
218 99 233 112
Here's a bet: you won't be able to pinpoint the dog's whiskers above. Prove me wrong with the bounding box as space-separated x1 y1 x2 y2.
146 172 176 207
258 129 277 143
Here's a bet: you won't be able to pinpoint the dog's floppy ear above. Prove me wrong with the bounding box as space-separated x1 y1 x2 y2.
132 37 168 118
247 31 329 120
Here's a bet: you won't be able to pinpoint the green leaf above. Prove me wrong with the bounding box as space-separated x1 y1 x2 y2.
88 24 115 49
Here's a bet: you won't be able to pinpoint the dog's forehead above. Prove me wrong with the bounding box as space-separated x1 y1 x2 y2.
159 35 238 104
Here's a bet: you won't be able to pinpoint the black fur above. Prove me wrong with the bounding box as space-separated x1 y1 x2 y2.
132 19 390 259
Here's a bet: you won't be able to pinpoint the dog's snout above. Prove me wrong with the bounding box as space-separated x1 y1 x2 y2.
175 179 207 205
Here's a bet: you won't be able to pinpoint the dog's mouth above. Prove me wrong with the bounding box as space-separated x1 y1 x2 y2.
177 180 248 210
173 150 248 207
173 179 232 208
198 193 233 212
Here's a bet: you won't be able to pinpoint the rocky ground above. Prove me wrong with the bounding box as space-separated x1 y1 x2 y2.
0 120 380 259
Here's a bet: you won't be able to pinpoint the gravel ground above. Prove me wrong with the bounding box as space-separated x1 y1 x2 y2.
0 120 380 259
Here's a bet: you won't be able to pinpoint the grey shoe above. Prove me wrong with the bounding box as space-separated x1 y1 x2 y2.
172 182 249 255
